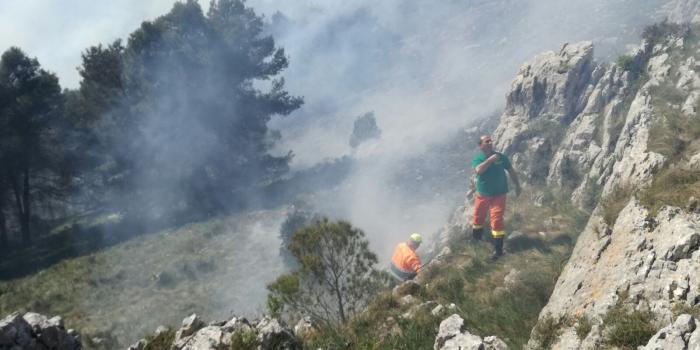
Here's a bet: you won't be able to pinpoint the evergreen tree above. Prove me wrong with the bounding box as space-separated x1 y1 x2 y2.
267 218 388 328
70 0 302 218
0 47 63 245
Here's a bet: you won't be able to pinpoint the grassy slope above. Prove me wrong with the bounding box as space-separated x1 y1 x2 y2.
0 210 287 349
304 190 589 349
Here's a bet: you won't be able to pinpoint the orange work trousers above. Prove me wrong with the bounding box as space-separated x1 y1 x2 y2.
472 193 507 237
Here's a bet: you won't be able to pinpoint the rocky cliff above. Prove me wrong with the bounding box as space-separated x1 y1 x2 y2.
475 15 700 350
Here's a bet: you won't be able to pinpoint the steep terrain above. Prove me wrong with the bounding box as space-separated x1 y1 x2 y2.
5 5 700 350
473 16 700 350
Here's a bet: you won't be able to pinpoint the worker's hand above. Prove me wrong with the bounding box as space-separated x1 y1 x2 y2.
487 154 500 163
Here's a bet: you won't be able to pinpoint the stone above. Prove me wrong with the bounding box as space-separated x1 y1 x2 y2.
293 316 314 340
431 305 446 317
440 332 484 350
0 313 36 349
399 295 417 306
641 314 696 350
665 233 700 262
179 326 224 350
23 312 65 349
434 314 467 350
483 335 509 350
256 316 300 350
688 196 699 212
127 339 146 350
393 280 421 298
221 317 251 334
176 314 205 340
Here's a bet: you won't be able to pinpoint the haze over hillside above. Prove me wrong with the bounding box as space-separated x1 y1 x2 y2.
0 1 693 348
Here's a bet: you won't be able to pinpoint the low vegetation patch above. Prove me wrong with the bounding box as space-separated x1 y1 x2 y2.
229 329 258 350
639 168 700 215
648 88 700 159
530 313 567 350
575 315 593 340
143 328 175 350
671 303 700 320
601 186 634 226
602 303 656 349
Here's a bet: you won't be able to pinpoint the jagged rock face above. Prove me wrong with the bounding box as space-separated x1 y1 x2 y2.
477 19 700 349
526 199 700 348
490 33 697 207
641 314 700 349
663 0 700 23
433 314 508 350
130 314 300 350
0 312 81 350
494 41 610 188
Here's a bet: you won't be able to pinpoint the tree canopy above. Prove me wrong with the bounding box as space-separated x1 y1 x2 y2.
0 0 302 249
70 0 302 219
267 218 388 328
0 47 64 246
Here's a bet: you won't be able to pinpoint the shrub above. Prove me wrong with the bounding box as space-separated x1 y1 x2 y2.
530 313 565 350
575 315 593 340
143 328 175 350
616 55 637 72
601 186 633 226
267 218 388 328
603 305 656 349
642 21 689 48
639 169 700 215
648 86 700 158
229 329 258 350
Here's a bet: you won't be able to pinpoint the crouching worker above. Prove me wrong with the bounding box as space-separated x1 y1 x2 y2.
390 233 422 281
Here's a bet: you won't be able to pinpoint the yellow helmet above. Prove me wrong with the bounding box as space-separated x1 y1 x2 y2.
410 233 422 243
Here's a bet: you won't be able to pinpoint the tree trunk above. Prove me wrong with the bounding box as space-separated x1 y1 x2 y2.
0 208 7 250
9 171 30 246
22 167 30 245
334 277 346 324
0 182 6 249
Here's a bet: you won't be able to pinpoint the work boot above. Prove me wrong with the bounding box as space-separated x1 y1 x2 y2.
490 237 504 261
471 227 483 241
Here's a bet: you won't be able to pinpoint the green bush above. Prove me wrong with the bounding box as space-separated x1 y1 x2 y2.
143 328 175 350
642 21 689 47
229 329 258 350
616 55 637 72
601 187 633 226
603 305 656 349
639 169 700 215
575 315 593 340
530 313 565 350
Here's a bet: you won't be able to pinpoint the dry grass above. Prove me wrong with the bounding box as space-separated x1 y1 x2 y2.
601 186 634 226
0 211 287 349
639 168 700 215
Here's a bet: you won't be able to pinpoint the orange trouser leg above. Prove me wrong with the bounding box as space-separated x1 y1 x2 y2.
490 194 507 237
472 194 491 229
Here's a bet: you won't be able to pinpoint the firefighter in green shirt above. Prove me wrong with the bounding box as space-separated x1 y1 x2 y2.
470 135 521 260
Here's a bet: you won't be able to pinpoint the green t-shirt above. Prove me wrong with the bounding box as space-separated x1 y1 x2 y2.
471 151 512 196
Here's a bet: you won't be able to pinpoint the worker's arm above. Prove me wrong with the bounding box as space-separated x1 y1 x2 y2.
507 168 521 197
408 255 421 273
474 154 500 174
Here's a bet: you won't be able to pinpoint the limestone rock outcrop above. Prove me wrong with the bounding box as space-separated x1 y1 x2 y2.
0 312 81 350
128 313 299 350
434 314 508 350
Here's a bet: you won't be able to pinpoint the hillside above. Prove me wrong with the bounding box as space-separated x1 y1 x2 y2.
0 210 288 348
4 9 700 350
